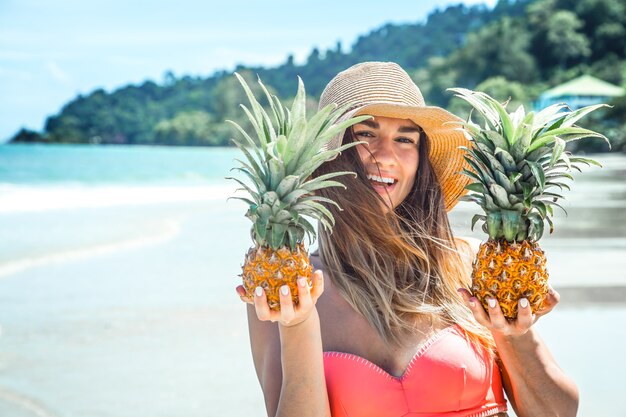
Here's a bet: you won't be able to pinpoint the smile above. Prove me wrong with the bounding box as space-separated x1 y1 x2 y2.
367 173 398 193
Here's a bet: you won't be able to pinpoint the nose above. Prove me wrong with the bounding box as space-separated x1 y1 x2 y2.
367 136 397 166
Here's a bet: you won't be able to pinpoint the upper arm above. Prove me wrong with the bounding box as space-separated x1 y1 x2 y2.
246 304 282 417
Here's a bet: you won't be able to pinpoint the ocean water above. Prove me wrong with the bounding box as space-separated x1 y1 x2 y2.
0 144 625 416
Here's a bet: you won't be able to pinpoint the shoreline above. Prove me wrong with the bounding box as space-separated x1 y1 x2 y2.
553 285 626 305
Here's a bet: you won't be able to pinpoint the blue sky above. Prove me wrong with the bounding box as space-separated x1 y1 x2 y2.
0 0 496 143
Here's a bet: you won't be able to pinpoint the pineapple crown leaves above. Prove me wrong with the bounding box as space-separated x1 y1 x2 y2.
226 73 370 251
448 87 610 242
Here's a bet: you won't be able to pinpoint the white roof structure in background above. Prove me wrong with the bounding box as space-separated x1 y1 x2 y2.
535 75 625 110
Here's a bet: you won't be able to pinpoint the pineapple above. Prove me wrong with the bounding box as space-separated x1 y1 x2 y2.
449 88 609 319
227 73 368 310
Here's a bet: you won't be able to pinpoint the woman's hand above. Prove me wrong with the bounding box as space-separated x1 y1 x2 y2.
236 270 325 328
457 287 560 339
459 287 579 416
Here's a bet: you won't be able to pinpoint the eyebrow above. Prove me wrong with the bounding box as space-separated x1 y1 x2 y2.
356 119 422 134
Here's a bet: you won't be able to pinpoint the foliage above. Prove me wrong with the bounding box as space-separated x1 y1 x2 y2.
8 0 626 153
154 111 217 146
11 128 46 143
449 17 539 88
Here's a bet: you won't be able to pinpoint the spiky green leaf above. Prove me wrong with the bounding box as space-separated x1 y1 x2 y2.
526 161 545 191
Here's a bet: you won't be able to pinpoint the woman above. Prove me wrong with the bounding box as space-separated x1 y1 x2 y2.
236 62 579 417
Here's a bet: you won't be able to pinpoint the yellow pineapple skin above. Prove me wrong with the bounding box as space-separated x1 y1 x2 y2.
241 244 313 311
471 239 549 319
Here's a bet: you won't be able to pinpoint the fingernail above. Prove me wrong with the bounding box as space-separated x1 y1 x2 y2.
280 285 289 296
469 298 476 307
520 298 529 308
488 298 497 309
255 287 263 297
548 287 555 295
297 278 307 287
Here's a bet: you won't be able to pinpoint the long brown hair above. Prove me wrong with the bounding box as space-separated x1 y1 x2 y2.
313 127 495 351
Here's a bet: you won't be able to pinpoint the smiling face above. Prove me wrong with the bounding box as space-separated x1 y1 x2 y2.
353 115 421 210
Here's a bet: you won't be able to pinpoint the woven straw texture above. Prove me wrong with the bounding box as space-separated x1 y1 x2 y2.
318 62 471 211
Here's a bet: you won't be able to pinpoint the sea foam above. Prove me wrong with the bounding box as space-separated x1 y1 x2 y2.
0 183 239 214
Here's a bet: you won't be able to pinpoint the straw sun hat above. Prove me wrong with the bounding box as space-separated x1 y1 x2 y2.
318 61 471 211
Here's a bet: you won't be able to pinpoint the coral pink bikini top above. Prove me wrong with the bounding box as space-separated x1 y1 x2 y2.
323 324 508 417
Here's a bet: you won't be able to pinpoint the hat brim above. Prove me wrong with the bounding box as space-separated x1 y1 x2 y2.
325 102 472 211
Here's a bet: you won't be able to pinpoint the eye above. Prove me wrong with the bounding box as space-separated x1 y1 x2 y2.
355 131 375 138
396 137 417 144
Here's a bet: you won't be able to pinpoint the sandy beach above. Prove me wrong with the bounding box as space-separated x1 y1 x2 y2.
1 147 625 416
0 199 624 416
0 200 266 417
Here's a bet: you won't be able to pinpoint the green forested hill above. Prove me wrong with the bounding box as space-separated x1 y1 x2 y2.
10 0 626 152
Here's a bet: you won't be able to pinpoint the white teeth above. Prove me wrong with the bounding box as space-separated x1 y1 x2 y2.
367 174 395 184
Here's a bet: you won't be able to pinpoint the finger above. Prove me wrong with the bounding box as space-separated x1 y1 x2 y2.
236 285 252 304
544 286 560 308
537 287 560 317
457 287 472 302
485 297 508 330
459 290 491 327
235 285 246 296
253 286 272 321
296 277 312 311
457 288 477 311
279 285 296 324
310 270 325 301
238 294 252 304
515 298 534 330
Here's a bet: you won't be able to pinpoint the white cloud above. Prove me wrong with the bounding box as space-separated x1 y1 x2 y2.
46 61 72 84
